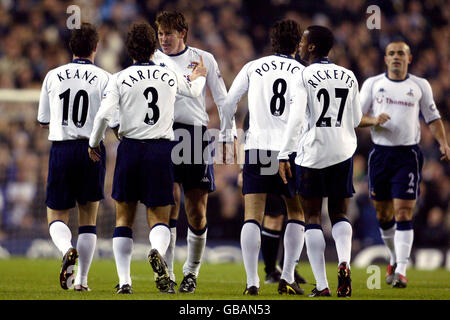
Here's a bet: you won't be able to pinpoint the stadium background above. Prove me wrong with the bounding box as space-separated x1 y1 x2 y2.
0 0 448 268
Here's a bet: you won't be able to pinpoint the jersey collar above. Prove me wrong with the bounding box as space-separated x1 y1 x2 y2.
71 58 93 64
133 60 156 66
311 58 331 64
159 46 189 57
385 72 410 82
274 53 295 60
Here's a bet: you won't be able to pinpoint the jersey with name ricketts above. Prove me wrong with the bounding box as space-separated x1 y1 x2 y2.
279 59 363 169
153 46 227 128
89 62 206 148
37 59 111 141
221 54 305 151
360 73 441 146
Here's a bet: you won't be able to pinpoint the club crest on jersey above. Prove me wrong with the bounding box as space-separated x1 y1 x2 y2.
187 61 199 69
406 88 414 96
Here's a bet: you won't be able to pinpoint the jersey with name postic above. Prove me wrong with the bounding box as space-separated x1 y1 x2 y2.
279 59 362 169
37 59 111 141
360 73 441 146
221 54 305 151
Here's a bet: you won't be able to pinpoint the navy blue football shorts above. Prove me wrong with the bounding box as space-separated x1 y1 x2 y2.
296 156 355 198
112 138 174 207
46 139 106 210
242 149 297 198
172 122 215 193
368 144 423 201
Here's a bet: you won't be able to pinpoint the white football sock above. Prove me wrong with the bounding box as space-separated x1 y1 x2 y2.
332 220 353 267
305 226 329 291
379 220 397 266
164 226 177 281
49 220 73 256
183 226 207 277
281 221 305 283
149 224 170 257
241 221 261 288
394 221 414 276
75 227 97 287
113 227 133 287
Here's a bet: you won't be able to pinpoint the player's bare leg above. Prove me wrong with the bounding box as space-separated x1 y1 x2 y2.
391 198 416 288
373 199 397 283
179 188 208 293
147 205 172 293
277 195 305 295
112 201 137 294
329 197 352 297
164 183 181 287
301 196 331 297
47 208 78 290
74 201 99 291
241 193 266 295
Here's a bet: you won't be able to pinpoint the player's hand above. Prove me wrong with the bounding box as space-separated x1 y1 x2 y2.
375 113 390 126
237 170 243 188
279 160 292 184
88 146 101 162
439 144 450 162
191 55 207 81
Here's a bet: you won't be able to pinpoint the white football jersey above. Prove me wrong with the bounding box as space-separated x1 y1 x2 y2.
360 73 441 146
279 59 363 169
37 59 111 141
153 46 228 127
221 54 305 151
89 61 206 147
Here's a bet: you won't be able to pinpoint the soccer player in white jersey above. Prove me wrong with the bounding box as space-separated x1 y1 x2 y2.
222 20 306 296
88 22 206 294
358 41 450 288
279 25 363 297
37 23 111 291
151 11 234 294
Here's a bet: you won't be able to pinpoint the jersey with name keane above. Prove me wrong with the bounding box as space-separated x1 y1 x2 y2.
89 61 206 148
37 59 111 141
153 46 227 128
279 59 363 169
360 73 441 146
221 54 305 151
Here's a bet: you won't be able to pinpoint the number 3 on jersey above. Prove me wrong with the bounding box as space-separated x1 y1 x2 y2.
143 87 160 125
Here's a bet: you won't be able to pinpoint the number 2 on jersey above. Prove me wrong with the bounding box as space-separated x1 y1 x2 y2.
316 88 349 127
59 88 89 128
143 87 160 125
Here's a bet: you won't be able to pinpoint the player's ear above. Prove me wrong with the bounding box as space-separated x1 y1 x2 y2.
408 54 412 65
308 43 315 53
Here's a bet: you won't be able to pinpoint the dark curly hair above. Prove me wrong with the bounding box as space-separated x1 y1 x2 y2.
126 22 157 63
69 22 99 58
270 20 302 55
155 11 188 43
305 25 335 57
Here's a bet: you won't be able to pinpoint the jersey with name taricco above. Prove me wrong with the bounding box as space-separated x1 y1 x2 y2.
37 59 111 141
89 61 206 146
291 59 362 169
360 73 441 146
222 54 305 151
153 46 227 127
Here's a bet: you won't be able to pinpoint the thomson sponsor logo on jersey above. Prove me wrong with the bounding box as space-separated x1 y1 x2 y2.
385 97 414 107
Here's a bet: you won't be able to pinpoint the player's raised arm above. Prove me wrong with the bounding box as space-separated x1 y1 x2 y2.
174 57 206 98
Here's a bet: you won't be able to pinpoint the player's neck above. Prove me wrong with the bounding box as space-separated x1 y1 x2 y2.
308 54 326 64
387 69 408 81
174 42 186 55
73 55 94 64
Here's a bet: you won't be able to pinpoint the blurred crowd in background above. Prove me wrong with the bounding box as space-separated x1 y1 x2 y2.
0 0 448 252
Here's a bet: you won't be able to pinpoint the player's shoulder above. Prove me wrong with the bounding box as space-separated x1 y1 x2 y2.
361 72 385 87
407 73 431 90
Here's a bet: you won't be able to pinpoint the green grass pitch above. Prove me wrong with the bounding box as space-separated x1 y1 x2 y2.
0 258 448 300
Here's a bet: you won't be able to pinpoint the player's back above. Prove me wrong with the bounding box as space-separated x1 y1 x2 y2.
245 54 305 151
299 59 362 168
112 62 180 140
38 59 110 141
